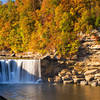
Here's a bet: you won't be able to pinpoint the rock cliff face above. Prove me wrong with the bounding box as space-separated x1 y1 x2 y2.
41 56 63 81
76 30 100 71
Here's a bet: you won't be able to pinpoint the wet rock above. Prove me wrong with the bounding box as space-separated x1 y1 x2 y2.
66 71 72 75
72 74 85 79
77 74 85 78
58 69 71 77
37 79 43 83
96 78 100 81
73 78 85 84
94 73 100 81
48 77 54 83
95 73 100 77
97 81 100 86
53 67 61 75
85 75 94 82
63 80 74 84
84 69 97 75
80 81 88 86
62 75 72 81
72 70 78 75
11 53 16 57
90 81 98 87
54 76 63 83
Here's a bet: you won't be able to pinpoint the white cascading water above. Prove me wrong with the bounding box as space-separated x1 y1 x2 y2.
0 59 41 84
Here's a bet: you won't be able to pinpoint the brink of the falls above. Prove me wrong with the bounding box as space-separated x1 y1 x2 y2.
0 59 41 84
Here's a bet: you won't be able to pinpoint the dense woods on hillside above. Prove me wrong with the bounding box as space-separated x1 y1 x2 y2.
0 0 100 57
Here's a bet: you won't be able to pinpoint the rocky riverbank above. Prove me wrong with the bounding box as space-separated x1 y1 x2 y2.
41 29 100 87
48 69 100 87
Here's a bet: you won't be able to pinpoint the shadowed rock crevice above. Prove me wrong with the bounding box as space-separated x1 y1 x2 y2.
0 96 7 100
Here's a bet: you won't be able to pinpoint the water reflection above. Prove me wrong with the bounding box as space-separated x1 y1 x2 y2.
0 84 100 100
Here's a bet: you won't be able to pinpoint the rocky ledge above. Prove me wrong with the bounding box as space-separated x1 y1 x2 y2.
48 69 100 87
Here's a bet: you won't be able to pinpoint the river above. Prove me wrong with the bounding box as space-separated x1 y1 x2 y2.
0 84 100 100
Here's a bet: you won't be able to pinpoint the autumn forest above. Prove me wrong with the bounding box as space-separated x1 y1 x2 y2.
0 0 100 57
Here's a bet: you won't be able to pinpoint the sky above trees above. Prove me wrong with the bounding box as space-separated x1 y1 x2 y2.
0 0 7 3
0 0 14 4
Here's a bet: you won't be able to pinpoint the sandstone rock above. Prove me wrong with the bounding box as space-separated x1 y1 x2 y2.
54 76 62 83
62 75 72 81
73 74 85 79
58 69 70 77
90 81 98 87
48 78 54 83
58 73 66 77
53 67 61 75
63 77 72 81
95 73 100 77
63 80 74 84
96 78 100 81
94 73 100 81
85 75 94 82
92 45 100 50
72 70 78 75
11 53 16 57
84 69 97 75
80 81 88 86
97 81 100 86
87 62 100 66
41 56 62 80
66 71 72 75
73 78 85 84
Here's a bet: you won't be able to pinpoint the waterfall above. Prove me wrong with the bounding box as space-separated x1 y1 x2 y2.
0 59 41 84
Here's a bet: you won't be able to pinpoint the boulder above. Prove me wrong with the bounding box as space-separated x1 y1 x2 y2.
11 53 16 57
63 80 74 84
72 74 85 79
73 78 85 84
66 72 72 75
62 75 72 81
94 73 100 81
85 75 94 82
48 78 54 83
72 70 78 75
90 81 98 87
80 81 88 86
96 78 100 81
84 69 97 75
58 69 71 77
54 76 63 83
97 81 100 86
95 73 100 77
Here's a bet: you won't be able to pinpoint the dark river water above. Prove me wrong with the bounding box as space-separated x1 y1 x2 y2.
0 84 100 100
